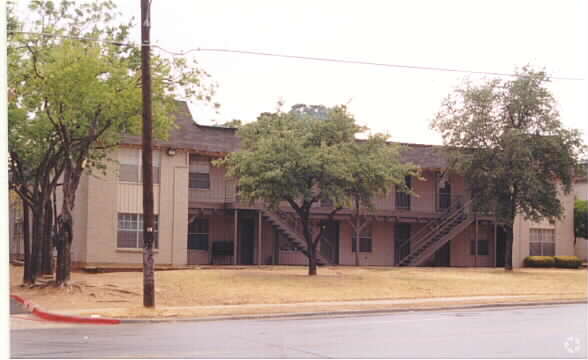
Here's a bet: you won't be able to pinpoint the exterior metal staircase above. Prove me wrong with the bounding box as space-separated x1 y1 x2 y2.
397 199 474 266
260 209 331 265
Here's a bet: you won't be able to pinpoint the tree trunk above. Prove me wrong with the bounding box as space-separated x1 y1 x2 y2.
55 213 72 285
354 233 360 266
22 202 33 285
308 245 318 276
41 200 53 275
504 224 514 271
30 206 46 282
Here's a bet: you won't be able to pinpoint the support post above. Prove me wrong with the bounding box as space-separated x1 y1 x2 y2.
140 0 155 308
233 209 238 265
257 210 262 265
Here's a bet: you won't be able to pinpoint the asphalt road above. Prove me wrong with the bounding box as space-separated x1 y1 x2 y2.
10 303 588 358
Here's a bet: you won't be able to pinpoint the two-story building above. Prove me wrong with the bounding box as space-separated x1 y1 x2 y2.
64 101 576 269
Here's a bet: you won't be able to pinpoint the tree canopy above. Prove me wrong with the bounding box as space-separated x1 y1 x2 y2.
218 104 416 274
432 67 585 269
8 0 216 284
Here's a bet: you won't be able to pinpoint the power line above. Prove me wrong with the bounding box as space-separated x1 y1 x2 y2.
8 31 585 81
156 47 585 81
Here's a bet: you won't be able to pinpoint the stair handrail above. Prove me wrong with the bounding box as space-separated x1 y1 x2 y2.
263 208 332 265
395 197 466 263
398 199 473 265
410 214 474 266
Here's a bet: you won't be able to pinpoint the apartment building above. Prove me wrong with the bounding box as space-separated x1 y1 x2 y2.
61 102 575 268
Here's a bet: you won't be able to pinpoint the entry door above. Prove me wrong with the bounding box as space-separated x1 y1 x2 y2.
439 181 451 210
394 223 411 265
239 218 255 265
433 241 451 266
495 226 506 267
320 221 339 265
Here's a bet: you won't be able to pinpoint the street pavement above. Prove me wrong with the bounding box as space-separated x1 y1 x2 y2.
10 303 588 358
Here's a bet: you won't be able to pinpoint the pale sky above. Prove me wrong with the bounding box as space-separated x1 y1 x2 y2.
19 0 588 145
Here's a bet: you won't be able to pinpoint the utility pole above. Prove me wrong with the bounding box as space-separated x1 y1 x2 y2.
141 0 155 308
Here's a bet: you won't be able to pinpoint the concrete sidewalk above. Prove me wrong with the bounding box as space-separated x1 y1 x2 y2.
55 295 532 315
33 294 586 323
12 293 587 325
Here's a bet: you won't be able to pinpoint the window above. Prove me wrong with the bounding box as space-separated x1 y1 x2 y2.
470 239 489 255
395 176 411 209
189 173 210 189
394 223 411 263
319 198 333 208
352 225 372 252
117 213 158 248
189 154 210 189
529 229 555 256
187 218 208 251
118 149 160 184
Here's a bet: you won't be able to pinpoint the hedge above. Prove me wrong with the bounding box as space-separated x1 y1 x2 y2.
524 255 583 268
554 256 583 269
524 256 556 267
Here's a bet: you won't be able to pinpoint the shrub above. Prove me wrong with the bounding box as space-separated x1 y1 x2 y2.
524 256 555 267
554 256 583 269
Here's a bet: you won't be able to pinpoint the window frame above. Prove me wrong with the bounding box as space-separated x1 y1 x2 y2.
395 176 412 210
352 225 373 253
118 150 160 184
187 218 209 251
529 228 555 256
189 172 211 190
116 213 159 249
189 154 211 190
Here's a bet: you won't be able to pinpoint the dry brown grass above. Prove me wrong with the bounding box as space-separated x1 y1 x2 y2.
10 265 587 318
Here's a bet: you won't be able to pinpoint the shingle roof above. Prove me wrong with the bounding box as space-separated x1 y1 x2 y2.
121 101 240 155
397 143 448 169
121 101 448 168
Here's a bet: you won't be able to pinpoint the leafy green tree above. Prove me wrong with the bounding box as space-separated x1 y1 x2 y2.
432 67 584 270
217 104 415 274
8 0 215 285
575 200 588 241
345 137 418 266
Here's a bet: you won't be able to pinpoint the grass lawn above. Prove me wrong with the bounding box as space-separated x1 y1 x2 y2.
10 265 587 318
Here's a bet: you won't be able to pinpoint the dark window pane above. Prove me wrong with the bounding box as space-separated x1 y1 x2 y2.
188 234 208 250
117 231 137 248
470 239 489 256
189 173 210 189
320 198 333 208
360 238 372 252
542 242 555 256
352 236 372 252
529 242 542 256
189 219 208 233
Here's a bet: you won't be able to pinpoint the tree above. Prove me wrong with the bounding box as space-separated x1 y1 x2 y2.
8 0 215 285
432 67 584 270
217 104 415 275
575 200 588 241
345 137 418 266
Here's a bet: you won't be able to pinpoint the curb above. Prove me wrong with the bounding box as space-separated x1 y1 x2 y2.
118 299 588 324
11 294 586 325
10 295 121 325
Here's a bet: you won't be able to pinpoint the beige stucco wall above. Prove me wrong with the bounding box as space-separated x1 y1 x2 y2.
339 221 395 266
512 183 576 267
450 223 495 267
79 147 189 266
574 180 588 260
